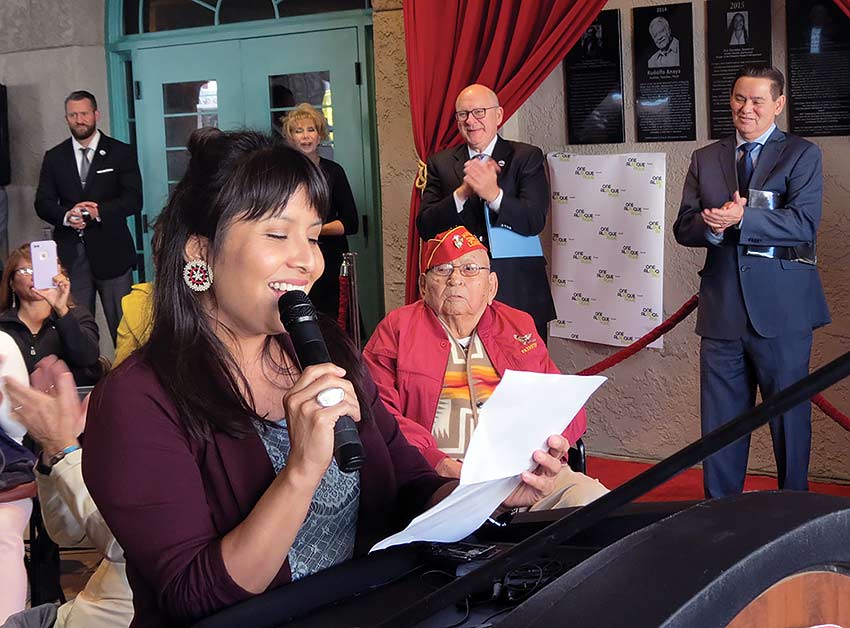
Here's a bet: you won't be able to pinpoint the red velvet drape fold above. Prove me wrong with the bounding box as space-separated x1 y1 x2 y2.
834 0 850 19
402 0 608 303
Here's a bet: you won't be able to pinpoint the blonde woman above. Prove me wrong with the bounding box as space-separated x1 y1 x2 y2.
281 104 358 319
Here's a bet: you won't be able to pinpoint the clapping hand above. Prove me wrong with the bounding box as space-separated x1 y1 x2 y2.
5 357 84 462
463 156 502 203
701 191 747 235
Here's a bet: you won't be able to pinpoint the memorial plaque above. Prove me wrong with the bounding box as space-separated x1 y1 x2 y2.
786 0 850 137
564 9 625 145
633 3 696 142
706 0 772 139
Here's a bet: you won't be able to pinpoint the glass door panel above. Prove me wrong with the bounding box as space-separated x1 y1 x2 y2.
242 30 381 332
133 41 243 279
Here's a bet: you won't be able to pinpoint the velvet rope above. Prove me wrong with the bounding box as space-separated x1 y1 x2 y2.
337 275 350 332
576 293 850 433
812 393 850 432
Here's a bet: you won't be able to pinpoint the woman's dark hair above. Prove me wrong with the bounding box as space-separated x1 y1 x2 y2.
142 128 370 441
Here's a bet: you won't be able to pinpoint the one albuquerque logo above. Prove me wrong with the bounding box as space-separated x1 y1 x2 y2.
617 287 636 302
593 311 612 325
643 264 661 278
597 226 618 240
573 208 594 222
613 330 636 343
551 274 569 288
623 202 647 216
646 220 662 234
641 307 660 321
571 292 591 305
552 152 572 162
552 232 570 245
621 245 640 260
600 183 621 197
551 191 570 203
625 157 647 171
650 175 663 188
573 250 593 263
597 268 615 283
574 166 596 180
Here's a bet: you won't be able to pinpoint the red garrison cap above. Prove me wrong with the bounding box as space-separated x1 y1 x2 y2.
420 226 487 273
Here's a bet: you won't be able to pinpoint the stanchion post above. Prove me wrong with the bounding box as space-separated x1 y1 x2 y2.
341 252 361 347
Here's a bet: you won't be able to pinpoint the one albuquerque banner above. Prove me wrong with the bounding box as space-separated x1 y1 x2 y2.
547 152 665 348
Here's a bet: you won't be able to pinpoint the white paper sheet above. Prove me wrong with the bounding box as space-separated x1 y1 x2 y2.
461 371 607 485
370 476 520 552
371 371 606 553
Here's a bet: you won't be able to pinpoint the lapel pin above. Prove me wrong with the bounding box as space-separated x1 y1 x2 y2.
99 149 106 156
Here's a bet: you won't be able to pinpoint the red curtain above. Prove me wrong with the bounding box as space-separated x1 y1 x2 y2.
402 0 608 303
835 0 850 19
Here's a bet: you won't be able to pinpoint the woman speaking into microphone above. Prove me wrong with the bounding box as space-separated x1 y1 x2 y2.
82 129 571 627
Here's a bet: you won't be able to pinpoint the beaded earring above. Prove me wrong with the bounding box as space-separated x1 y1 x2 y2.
182 259 213 292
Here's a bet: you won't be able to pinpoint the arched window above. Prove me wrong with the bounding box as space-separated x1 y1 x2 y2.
123 0 370 35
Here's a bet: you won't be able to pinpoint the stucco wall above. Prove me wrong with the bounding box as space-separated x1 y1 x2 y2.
373 0 850 482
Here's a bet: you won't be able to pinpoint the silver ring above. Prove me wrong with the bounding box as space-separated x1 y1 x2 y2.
316 387 345 408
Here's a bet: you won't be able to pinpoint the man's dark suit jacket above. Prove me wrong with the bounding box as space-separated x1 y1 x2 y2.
417 137 555 332
673 127 830 339
35 133 141 279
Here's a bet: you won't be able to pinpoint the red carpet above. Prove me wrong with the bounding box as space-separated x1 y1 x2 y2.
587 455 850 502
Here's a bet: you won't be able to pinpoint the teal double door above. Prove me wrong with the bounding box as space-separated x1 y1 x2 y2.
132 28 381 331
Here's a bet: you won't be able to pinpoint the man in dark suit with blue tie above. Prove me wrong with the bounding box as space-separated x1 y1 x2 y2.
674 65 830 498
35 91 141 344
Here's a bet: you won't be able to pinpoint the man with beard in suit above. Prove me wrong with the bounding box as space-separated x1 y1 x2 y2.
418 84 555 342
35 91 142 344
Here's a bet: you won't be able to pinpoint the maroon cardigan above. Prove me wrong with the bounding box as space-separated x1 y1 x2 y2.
82 354 450 627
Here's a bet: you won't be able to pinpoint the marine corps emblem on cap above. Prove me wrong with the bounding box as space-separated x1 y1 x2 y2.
420 225 488 273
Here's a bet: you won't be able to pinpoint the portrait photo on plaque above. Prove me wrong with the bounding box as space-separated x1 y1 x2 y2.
786 0 850 137
633 3 696 142
564 9 625 145
706 0 772 139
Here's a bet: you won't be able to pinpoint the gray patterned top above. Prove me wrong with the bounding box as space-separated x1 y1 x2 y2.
252 418 360 580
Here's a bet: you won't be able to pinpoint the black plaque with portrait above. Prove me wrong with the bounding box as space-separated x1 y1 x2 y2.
633 4 696 142
706 0 772 139
786 0 850 137
564 10 625 145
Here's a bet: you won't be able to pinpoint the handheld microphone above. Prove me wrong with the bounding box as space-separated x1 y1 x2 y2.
278 291 365 473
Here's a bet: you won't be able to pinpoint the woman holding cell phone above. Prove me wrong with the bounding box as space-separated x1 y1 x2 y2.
0 242 102 385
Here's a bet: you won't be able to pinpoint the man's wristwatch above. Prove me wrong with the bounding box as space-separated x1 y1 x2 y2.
36 444 81 476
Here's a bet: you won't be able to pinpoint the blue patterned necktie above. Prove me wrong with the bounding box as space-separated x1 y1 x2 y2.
737 142 758 195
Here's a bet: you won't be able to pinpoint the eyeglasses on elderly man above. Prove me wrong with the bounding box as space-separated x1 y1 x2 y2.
427 262 490 278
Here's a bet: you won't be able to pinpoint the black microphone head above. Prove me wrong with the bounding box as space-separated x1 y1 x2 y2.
278 290 318 329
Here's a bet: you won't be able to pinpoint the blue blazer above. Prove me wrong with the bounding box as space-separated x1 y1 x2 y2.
673 128 830 339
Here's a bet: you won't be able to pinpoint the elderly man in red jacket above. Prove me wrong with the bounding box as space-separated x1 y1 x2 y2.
364 226 607 508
